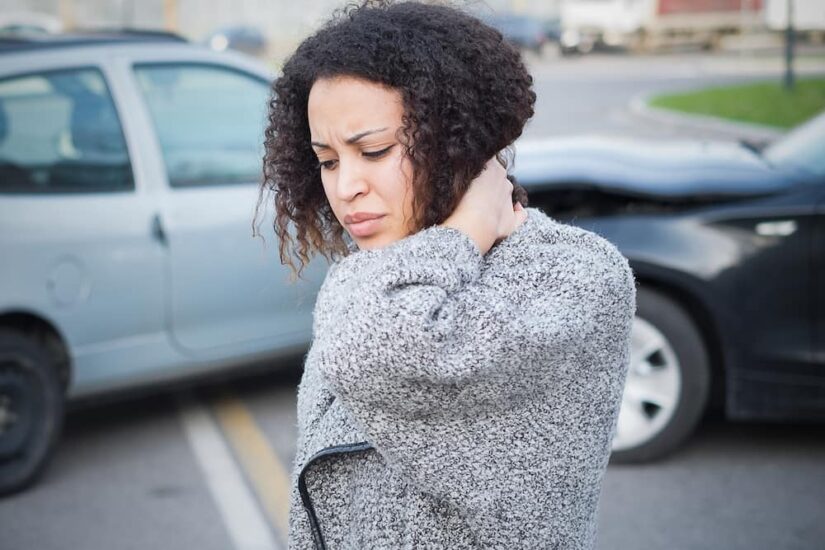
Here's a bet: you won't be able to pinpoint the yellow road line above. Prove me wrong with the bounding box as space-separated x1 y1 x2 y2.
212 394 291 542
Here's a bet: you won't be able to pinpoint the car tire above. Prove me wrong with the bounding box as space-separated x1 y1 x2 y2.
610 286 710 463
0 328 65 496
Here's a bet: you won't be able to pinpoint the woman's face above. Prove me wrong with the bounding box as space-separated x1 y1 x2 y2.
308 75 415 250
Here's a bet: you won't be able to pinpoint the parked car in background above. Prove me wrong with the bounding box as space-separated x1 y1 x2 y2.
542 17 563 45
204 25 268 58
513 112 825 462
482 13 558 57
0 31 326 495
0 12 62 37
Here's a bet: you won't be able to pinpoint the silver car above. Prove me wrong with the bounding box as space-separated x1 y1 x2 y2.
0 32 326 495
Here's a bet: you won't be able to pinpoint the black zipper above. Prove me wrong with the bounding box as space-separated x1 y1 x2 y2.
298 441 374 550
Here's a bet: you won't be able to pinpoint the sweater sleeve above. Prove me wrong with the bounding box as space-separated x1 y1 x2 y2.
313 223 525 417
310 208 636 544
313 207 634 417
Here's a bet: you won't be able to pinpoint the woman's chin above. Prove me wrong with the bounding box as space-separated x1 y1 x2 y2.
351 232 405 251
352 235 387 250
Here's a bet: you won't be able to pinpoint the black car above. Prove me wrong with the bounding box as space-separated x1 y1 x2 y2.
512 113 825 462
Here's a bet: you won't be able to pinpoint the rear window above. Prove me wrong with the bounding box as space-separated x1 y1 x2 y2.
0 67 133 194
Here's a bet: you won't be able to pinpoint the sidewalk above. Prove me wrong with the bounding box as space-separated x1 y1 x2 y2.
621 43 824 144
628 93 786 146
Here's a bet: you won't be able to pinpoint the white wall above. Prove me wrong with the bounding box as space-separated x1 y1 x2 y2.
764 0 825 31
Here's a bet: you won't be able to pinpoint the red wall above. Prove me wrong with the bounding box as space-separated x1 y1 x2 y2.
657 0 764 15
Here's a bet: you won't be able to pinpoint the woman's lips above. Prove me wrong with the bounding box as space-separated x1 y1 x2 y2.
347 215 386 237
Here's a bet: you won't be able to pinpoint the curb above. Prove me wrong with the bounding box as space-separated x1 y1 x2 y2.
629 92 785 144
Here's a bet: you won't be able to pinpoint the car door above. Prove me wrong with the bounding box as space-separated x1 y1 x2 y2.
706 181 821 418
128 57 326 359
0 53 166 394
814 184 825 367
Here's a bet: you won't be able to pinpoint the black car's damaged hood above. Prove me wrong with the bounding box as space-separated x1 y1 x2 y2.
511 136 796 201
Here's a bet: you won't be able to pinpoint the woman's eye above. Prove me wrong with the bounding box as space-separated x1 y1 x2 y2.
363 145 394 159
319 159 338 171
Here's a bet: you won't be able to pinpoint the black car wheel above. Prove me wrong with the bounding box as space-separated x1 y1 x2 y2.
0 328 64 496
610 286 710 463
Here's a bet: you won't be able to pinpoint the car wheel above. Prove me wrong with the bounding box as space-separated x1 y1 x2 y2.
0 328 65 496
610 286 710 463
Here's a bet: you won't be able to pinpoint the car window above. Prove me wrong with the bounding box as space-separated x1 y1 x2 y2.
0 68 133 194
763 111 825 179
133 63 269 188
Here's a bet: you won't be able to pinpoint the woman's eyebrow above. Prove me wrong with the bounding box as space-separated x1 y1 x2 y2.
311 127 388 149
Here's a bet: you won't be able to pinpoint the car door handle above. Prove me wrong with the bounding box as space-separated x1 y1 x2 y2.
151 213 168 247
755 220 797 237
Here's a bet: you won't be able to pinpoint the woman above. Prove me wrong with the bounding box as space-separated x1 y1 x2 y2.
260 2 636 548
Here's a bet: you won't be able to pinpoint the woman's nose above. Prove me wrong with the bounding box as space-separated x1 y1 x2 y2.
335 159 369 201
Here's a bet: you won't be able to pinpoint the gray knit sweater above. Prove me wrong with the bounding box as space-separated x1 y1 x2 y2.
288 207 636 550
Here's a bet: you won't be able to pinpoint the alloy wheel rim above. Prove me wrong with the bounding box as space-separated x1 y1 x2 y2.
612 316 682 452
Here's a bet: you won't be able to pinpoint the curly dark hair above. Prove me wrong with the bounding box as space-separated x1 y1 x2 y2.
256 0 536 278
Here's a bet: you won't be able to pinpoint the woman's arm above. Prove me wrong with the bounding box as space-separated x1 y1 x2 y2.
312 207 636 417
310 207 636 535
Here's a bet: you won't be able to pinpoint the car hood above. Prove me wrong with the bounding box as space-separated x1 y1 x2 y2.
511 136 796 200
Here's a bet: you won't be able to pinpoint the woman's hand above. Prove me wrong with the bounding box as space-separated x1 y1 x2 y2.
440 157 528 255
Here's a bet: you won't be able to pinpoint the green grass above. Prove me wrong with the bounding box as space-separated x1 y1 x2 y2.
649 78 825 129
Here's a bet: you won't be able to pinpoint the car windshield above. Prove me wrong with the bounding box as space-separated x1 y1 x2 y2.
763 111 825 178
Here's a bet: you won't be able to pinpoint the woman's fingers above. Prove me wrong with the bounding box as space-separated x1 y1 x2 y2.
515 208 527 229
442 156 524 254
511 201 527 231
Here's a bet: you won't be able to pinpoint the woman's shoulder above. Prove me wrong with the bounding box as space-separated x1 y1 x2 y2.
324 206 633 301
486 207 636 315
319 217 484 302
492 207 630 272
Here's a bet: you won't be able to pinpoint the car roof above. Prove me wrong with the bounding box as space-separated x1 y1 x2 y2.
0 29 187 54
